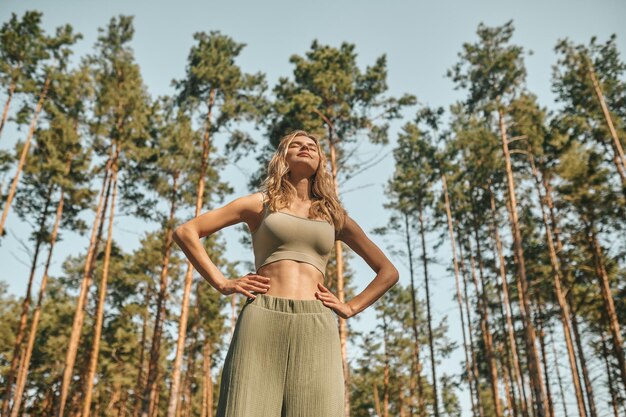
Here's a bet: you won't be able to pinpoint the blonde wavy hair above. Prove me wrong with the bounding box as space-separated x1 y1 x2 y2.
260 129 348 232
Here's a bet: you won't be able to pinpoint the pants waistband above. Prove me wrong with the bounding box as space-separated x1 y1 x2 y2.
246 293 332 314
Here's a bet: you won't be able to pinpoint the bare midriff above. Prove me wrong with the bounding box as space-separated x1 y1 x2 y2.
255 260 325 300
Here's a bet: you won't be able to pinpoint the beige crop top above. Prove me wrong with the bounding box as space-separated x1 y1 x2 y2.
251 193 335 277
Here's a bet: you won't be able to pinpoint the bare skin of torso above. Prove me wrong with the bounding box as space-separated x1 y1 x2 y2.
248 206 330 301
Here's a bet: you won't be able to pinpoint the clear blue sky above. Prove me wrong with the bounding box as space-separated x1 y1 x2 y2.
1 1 624 415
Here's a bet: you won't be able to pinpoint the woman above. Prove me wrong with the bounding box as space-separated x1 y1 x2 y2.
173 129 399 417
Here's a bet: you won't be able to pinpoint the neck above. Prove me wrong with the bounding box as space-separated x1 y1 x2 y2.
287 175 312 202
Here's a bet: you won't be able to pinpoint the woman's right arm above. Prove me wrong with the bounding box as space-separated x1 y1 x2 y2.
172 192 270 297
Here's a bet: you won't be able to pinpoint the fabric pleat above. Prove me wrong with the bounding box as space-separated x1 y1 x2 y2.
215 293 344 417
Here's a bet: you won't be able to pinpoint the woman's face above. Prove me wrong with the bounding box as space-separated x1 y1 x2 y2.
285 135 320 177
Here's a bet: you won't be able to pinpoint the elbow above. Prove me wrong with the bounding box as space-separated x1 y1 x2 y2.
391 269 400 285
173 225 191 244
385 264 400 286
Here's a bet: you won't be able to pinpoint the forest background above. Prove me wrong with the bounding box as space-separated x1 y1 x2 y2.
0 0 625 416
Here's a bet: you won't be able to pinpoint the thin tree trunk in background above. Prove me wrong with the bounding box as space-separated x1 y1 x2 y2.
496 344 514 417
313 110 361 416
167 88 215 417
498 107 548 416
0 82 16 139
133 287 151 417
569 299 598 417
0 76 50 236
548 326 569 417
489 230 519 417
2 183 52 416
466 228 502 417
588 62 626 176
527 150 587 417
600 332 622 417
494 285 519 417
587 224 626 391
540 172 591 417
230 295 237 337
534 305 554 417
183 283 201 417
382 315 390 417
42 389 55 416
201 342 213 417
11 159 70 416
143 174 180 417
81 144 121 417
58 152 113 417
403 211 425 417
487 184 528 417
399 379 406 417
183 366 193 417
175 370 186 417
455 222 485 417
468 193 503 417
373 383 382 417
417 201 440 417
442 176 479 417
325 124 352 417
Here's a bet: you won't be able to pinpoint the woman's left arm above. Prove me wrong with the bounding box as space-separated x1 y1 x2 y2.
315 214 399 318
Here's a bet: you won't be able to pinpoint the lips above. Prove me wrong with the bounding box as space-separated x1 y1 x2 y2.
297 152 311 157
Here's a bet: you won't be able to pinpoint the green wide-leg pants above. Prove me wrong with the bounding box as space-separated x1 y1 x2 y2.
215 293 345 417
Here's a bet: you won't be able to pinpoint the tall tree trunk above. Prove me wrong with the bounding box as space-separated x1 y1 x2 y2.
548 325 569 417
149 375 161 417
57 151 113 416
201 342 213 417
534 305 554 417
167 88 215 417
182 283 201 417
526 150 588 417
81 144 121 417
403 211 425 417
417 201 440 417
468 193 503 417
0 76 49 236
587 61 626 178
586 223 626 391
539 172 591 416
11 160 71 416
1 179 53 416
498 344 515 417
610 150 626 198
373 382 382 417
143 174 180 417
455 222 485 417
504 196 538 417
398 377 406 417
600 332 621 417
312 110 356 416
0 82 16 139
487 184 529 417
326 126 351 417
442 176 479 417
133 286 152 417
466 224 502 417
569 298 598 417
498 107 548 416
382 316 390 417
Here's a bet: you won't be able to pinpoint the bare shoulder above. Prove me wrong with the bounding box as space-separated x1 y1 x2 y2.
336 214 357 241
175 192 264 239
